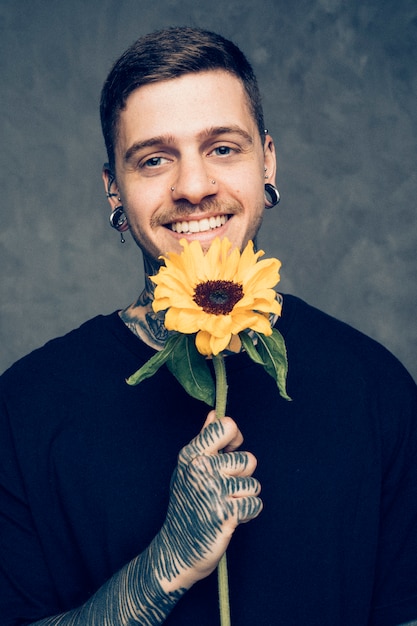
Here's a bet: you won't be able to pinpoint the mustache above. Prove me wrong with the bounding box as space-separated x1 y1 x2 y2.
152 198 243 227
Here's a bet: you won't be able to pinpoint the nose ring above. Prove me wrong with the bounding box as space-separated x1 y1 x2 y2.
170 186 175 192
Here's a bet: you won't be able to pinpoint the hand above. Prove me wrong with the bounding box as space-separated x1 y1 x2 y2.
153 411 263 590
26 414 262 625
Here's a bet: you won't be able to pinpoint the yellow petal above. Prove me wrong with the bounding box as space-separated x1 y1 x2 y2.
209 333 232 355
181 239 206 282
195 330 213 355
164 307 204 333
236 241 263 278
241 258 281 292
221 247 241 281
200 313 233 337
228 312 263 335
247 313 275 336
234 293 281 315
154 273 195 297
152 297 172 313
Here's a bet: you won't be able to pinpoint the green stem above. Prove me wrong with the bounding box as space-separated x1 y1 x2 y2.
212 354 231 626
213 353 228 420
217 551 231 626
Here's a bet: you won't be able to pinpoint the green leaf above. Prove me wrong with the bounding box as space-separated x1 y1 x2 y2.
166 335 215 406
239 331 265 366
126 333 183 386
254 329 292 401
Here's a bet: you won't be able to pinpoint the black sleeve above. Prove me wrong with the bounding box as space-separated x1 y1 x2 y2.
370 368 417 626
0 396 63 625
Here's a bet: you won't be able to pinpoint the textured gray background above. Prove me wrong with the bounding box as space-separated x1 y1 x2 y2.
1 0 416 381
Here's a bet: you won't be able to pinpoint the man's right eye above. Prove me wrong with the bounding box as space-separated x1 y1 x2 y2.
144 156 163 167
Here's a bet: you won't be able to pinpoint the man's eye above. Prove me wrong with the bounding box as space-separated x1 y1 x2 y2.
144 156 163 167
214 146 232 156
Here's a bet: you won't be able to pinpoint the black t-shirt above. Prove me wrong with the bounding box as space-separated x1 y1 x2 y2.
1 295 417 625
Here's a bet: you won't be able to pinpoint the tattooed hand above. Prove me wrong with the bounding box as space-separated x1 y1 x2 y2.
30 413 261 625
152 411 263 589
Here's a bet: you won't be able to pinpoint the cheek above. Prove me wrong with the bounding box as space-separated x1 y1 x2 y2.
123 186 166 223
232 180 263 207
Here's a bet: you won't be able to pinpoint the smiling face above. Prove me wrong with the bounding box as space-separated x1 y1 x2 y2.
104 70 276 260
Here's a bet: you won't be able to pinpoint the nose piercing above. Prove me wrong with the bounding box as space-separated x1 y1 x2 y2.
171 181 215 191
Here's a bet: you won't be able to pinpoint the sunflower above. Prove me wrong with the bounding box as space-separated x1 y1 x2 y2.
151 237 282 356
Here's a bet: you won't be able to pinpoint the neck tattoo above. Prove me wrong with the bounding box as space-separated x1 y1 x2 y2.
119 254 170 350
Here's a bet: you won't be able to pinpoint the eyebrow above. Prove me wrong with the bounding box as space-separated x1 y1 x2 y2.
200 125 254 144
124 135 176 163
123 125 253 163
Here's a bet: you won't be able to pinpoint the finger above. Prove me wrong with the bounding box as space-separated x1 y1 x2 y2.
235 495 263 523
225 475 261 498
180 417 242 464
212 450 258 477
202 409 217 428
201 414 244 452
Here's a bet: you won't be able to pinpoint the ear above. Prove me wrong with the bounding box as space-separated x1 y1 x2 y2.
263 133 277 185
102 163 120 210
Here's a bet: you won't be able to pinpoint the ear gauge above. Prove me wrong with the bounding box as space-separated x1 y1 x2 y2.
264 183 280 209
109 203 129 243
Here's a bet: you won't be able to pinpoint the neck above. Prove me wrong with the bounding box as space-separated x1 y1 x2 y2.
119 253 169 350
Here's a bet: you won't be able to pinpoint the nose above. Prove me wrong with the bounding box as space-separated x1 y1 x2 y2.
171 156 216 205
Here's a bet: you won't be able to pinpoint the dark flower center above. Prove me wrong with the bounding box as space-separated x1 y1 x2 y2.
193 280 244 315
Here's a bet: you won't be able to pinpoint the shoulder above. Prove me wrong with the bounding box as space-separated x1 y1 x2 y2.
280 294 416 386
279 295 417 440
1 313 116 381
0 311 154 404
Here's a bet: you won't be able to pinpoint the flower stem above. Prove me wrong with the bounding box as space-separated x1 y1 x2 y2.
217 552 231 626
212 354 231 626
213 353 228 420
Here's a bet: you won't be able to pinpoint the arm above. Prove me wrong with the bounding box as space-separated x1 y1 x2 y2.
31 413 262 625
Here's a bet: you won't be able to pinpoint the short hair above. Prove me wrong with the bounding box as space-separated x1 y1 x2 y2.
100 26 265 171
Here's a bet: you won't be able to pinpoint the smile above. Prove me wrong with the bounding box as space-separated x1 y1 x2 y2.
170 214 228 234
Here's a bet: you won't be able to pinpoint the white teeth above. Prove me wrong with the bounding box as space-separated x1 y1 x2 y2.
171 215 228 234
198 218 210 232
188 220 200 233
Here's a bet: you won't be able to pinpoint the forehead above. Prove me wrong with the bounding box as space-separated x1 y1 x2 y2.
116 70 256 147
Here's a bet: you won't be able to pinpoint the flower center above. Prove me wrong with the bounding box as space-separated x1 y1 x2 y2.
193 280 244 315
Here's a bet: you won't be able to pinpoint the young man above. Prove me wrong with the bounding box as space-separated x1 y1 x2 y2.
1 27 417 626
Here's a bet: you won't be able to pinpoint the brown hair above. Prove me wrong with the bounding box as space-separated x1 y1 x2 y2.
100 26 265 170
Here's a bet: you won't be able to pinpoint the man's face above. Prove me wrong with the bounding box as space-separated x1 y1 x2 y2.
105 70 276 260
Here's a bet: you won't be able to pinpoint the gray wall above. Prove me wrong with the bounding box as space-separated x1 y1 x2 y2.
1 0 416 381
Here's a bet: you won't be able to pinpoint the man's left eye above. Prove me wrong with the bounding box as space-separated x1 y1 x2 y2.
214 146 232 156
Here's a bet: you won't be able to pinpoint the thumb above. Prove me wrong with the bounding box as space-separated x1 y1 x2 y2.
202 409 217 428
